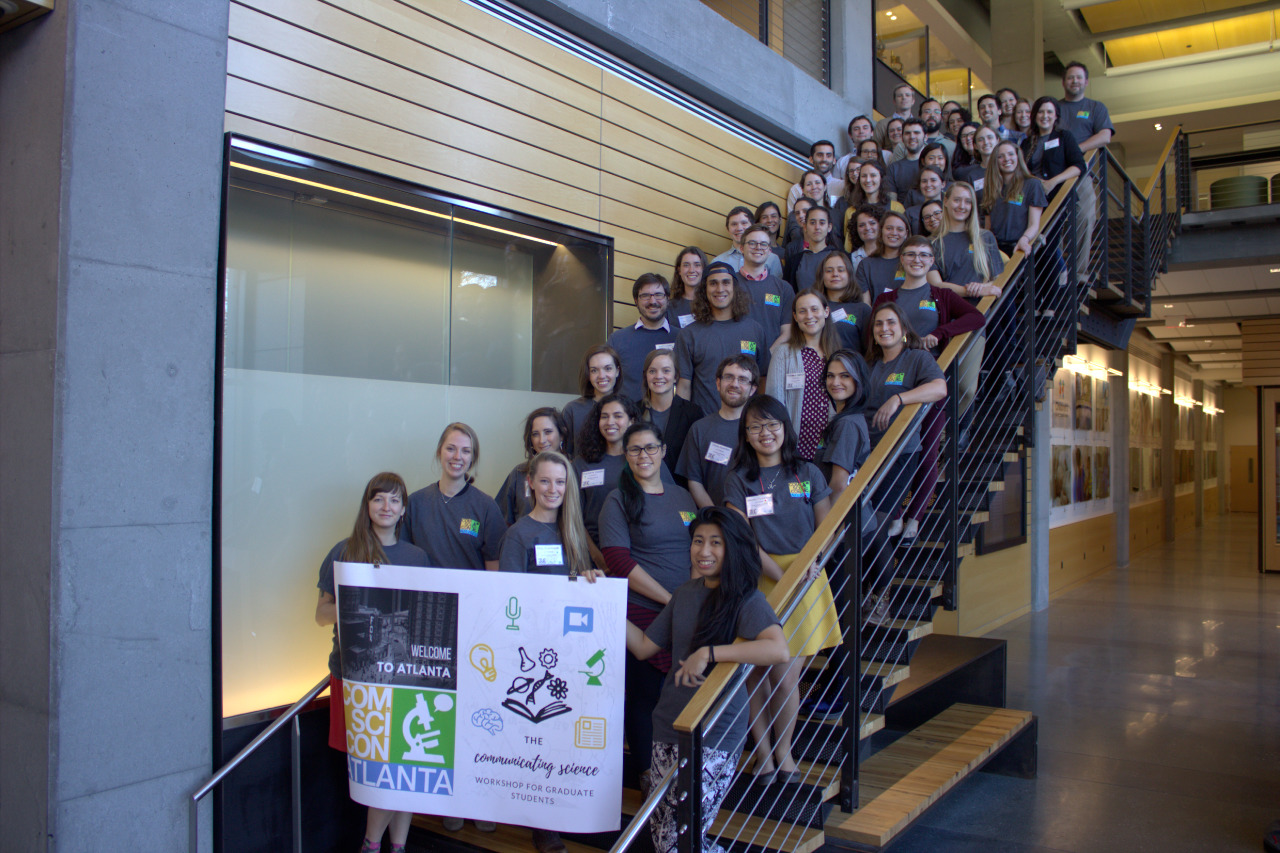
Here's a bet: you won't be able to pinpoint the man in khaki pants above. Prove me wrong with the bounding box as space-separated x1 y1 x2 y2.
1058 61 1114 285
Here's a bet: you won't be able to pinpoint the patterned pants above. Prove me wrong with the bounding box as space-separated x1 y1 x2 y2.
649 742 737 853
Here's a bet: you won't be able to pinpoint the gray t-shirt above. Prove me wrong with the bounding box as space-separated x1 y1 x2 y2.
887 157 921 200
574 454 674 543
989 178 1048 246
865 348 945 453
495 463 534 526
829 300 871 352
318 538 429 677
954 164 987 207
738 273 794 343
607 323 677 402
675 318 770 415
854 256 904 303
1059 97 1114 146
819 412 871 480
598 485 698 611
402 482 506 570
792 249 833 295
497 514 571 575
932 230 1004 294
667 297 695 331
675 413 740 506
724 461 831 555
562 397 596 457
892 283 941 340
646 580 779 750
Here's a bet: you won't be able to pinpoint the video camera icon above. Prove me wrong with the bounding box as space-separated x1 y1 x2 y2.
563 606 593 635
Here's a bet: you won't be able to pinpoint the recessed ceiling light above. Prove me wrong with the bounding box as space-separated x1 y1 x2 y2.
1154 123 1163 131
1270 267 1280 273
886 10 893 14
1164 303 1173 308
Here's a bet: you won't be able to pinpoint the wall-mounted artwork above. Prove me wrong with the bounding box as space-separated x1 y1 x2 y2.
1074 375 1093 431
1095 447 1111 500
1095 379 1110 433
1074 445 1094 502
1129 447 1142 493
1052 445 1072 507
1052 369 1072 430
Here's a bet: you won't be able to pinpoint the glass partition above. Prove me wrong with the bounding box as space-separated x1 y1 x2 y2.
219 137 611 719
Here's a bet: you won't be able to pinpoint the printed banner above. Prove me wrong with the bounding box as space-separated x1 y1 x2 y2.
334 563 626 832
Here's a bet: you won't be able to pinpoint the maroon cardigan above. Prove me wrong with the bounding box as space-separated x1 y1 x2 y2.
873 283 985 348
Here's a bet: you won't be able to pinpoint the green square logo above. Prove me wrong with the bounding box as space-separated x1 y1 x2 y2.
391 688 457 768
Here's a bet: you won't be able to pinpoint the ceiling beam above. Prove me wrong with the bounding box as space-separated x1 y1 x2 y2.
1084 0 1280 42
1153 288 1280 303
1136 316 1266 327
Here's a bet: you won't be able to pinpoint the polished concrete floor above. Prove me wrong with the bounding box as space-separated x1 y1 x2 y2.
888 511 1280 853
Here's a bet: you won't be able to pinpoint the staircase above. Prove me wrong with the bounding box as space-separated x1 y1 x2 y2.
410 130 1188 853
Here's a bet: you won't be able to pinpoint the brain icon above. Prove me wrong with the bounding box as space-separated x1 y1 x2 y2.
471 708 503 735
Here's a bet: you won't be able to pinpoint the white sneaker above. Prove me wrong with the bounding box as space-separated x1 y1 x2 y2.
443 817 464 831
866 594 893 626
887 519 904 537
902 518 919 540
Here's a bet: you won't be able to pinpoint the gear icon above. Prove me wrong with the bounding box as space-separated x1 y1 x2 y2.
539 648 558 669
547 677 568 700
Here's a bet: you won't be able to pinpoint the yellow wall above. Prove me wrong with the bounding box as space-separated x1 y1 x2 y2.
224 0 798 325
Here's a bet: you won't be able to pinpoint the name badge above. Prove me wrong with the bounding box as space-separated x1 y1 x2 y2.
745 493 775 517
705 442 732 465
534 544 564 566
973 177 984 191
678 314 695 328
581 468 605 488
830 307 848 322
1044 138 1060 150
785 372 805 390
655 342 675 351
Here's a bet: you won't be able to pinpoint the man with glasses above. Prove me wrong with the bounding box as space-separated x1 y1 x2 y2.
892 99 954 162
677 356 759 508
608 272 677 401
737 224 794 347
713 205 784 278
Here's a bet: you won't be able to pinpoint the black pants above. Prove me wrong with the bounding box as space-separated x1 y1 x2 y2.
623 650 666 787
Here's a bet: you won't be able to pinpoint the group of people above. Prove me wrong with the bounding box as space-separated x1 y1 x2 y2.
319 64 1114 853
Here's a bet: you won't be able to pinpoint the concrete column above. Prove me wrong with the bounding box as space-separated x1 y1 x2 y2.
1029 403 1051 612
1217 387 1228 515
1112 349 1130 567
1194 379 1205 527
1161 353 1176 540
831 0 874 111
0 1 228 849
990 0 1043 97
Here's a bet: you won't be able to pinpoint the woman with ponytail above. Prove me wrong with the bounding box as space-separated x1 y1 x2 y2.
599 422 699 790
625 507 788 853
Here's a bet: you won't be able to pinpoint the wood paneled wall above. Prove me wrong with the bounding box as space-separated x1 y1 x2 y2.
224 0 799 327
1174 491 1195 531
1242 319 1280 385
1130 498 1164 556
1048 515 1116 595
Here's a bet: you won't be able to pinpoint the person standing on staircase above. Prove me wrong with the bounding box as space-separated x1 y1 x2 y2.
1059 61 1114 286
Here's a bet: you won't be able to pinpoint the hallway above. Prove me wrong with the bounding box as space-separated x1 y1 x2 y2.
890 512 1280 852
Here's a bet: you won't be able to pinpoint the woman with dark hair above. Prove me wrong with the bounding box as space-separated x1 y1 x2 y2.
816 250 872 352
919 199 944 238
849 160 902 222
877 117 904 157
797 168 829 209
874 237 983 538
495 407 568 525
831 157 864 247
847 204 880 270
853 210 910 303
945 107 971 141
1022 96 1086 202
952 121 980 170
600 422 699 790
315 472 434 853
754 200 787 264
402 422 506 572
669 246 707 330
638 348 702 481
766 290 841 460
562 345 623 457
819 350 870 505
903 166 947 234
917 141 952 183
626 507 787 853
573 393 644 553
955 125 999 204
725 395 841 783
984 140 1047 257
1013 98 1033 138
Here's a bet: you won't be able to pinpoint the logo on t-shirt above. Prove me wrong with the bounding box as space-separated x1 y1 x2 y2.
788 481 812 499
1011 193 1024 206
893 271 905 281
1077 110 1091 120
918 299 937 311
765 293 781 306
740 340 758 355
459 518 480 537
885 372 906 386
679 511 697 526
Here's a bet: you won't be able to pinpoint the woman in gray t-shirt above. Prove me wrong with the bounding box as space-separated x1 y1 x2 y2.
625 507 786 853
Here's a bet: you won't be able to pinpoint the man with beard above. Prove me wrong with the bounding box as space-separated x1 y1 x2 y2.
887 118 928 201
676 356 759 507
785 140 838 214
607 273 677 401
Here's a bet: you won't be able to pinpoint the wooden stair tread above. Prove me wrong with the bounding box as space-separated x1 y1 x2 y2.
804 657 912 687
823 703 1033 848
867 619 933 642
888 578 942 598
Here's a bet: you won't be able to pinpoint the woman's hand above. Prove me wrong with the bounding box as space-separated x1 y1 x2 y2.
922 333 939 350
578 568 605 583
964 282 985 299
674 646 712 687
873 394 902 431
1015 235 1034 256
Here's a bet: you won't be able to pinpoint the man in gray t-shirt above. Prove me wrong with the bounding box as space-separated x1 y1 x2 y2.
676 357 758 508
1059 61 1114 285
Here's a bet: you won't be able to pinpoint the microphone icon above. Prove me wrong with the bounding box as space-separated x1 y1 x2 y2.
505 596 522 631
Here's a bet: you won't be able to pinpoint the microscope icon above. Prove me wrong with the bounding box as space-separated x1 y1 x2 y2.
579 649 606 687
402 692 454 764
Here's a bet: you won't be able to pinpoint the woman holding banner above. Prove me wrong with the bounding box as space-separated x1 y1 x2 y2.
625 507 788 853
314 471 430 853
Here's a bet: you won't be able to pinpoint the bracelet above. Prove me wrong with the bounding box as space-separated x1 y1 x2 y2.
896 393 904 407
708 645 716 664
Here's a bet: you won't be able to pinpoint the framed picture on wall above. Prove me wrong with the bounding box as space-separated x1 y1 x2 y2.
1095 447 1111 500
1052 369 1072 429
1052 445 1072 507
1074 375 1093 431
1095 379 1110 433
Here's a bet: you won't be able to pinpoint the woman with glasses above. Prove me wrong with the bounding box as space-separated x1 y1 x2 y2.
874 237 983 538
919 199 944 238
599 422 699 792
952 122 980 170
725 395 840 785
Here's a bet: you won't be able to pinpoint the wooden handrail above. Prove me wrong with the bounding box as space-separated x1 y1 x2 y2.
1141 125 1184 200
673 156 1094 734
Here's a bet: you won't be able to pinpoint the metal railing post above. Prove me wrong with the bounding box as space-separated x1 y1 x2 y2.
292 716 304 853
1122 176 1133 305
943 363 960 610
675 728 703 853
839 498 864 811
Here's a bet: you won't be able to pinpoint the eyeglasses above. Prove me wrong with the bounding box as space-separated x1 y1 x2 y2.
745 420 784 436
901 252 934 261
637 292 667 302
744 240 772 249
625 443 664 457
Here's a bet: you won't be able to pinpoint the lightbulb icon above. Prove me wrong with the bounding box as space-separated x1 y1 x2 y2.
469 643 497 682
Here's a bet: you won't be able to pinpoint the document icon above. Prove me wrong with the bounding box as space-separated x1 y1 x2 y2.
574 716 606 749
